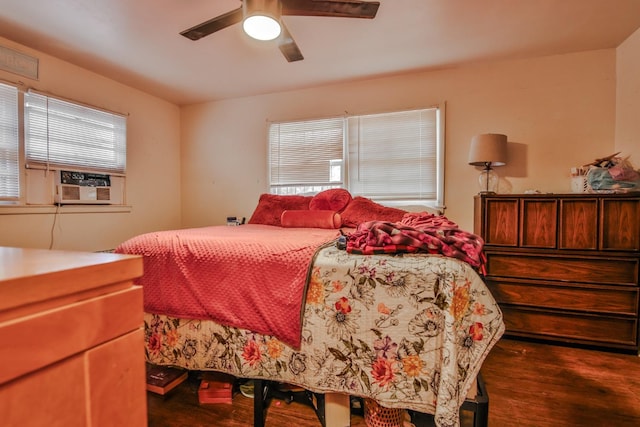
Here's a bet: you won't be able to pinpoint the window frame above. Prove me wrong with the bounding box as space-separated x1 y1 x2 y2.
268 103 446 209
0 84 128 208
0 82 20 201
268 115 346 196
24 89 127 175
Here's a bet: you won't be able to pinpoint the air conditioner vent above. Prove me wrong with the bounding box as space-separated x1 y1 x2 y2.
96 187 111 201
55 184 114 205
62 185 80 201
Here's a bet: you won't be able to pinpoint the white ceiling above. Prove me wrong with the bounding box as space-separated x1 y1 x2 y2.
1 0 639 106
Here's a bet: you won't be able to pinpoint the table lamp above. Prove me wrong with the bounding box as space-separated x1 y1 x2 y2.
468 133 508 193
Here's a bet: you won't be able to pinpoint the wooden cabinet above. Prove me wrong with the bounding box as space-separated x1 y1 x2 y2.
474 194 640 352
0 247 146 426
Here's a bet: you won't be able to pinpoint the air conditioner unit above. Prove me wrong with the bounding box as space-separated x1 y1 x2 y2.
55 184 114 204
54 170 116 205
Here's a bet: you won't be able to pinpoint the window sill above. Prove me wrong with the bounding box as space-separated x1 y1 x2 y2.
0 204 133 215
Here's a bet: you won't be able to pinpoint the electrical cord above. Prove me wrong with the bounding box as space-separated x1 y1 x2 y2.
49 203 61 249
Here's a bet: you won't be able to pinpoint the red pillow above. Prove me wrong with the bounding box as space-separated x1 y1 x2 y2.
248 194 313 226
281 210 342 229
340 197 407 227
309 188 352 212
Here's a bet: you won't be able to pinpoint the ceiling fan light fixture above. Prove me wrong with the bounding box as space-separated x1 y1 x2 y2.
242 0 282 41
243 15 281 40
180 0 380 61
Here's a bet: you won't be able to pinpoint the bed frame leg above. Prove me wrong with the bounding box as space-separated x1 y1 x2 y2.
460 373 489 427
253 382 350 427
254 376 488 427
254 379 268 427
410 373 489 427
323 393 350 427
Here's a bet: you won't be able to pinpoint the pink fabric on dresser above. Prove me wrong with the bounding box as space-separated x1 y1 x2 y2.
115 224 339 347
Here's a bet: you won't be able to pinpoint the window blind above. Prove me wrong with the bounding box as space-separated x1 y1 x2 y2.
347 108 438 200
0 83 19 200
269 117 344 193
24 91 127 174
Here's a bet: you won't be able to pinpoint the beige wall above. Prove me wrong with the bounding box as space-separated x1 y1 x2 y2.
181 49 617 231
0 37 182 251
616 27 640 160
1 34 635 247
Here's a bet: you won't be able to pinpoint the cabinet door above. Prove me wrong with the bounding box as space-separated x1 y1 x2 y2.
521 199 557 248
87 329 147 427
559 199 598 249
485 198 519 246
601 198 640 251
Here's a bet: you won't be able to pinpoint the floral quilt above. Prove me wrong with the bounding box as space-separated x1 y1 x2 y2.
145 244 504 427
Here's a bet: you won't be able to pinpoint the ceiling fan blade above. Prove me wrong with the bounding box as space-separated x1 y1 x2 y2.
278 22 304 62
180 7 243 41
281 0 379 18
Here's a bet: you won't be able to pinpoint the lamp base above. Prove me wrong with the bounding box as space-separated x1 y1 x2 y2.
478 168 499 193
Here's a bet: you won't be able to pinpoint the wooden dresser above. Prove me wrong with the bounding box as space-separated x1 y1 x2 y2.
0 247 146 426
474 193 640 352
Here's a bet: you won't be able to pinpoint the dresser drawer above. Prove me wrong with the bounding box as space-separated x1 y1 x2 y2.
487 279 639 316
476 194 640 352
0 286 143 385
486 252 639 285
501 306 638 348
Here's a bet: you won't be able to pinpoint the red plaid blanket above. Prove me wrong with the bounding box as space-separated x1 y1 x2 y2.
346 212 486 273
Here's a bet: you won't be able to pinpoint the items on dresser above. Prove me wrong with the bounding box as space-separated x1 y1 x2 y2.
474 193 640 352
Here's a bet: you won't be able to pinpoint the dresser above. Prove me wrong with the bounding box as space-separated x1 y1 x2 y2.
0 247 146 426
474 193 640 352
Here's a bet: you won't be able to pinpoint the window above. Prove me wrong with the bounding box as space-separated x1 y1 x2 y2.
0 87 126 205
24 90 126 174
268 105 445 207
0 83 19 201
348 108 440 201
269 117 344 195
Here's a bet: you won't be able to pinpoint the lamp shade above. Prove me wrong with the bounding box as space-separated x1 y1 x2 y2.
243 0 282 41
468 133 508 167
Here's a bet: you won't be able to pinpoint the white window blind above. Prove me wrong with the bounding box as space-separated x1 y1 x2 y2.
268 105 444 206
24 91 127 174
269 117 344 194
347 108 439 201
0 83 19 200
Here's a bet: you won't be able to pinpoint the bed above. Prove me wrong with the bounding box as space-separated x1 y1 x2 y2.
116 191 505 427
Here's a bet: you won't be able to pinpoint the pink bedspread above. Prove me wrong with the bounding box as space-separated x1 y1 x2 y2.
115 225 340 348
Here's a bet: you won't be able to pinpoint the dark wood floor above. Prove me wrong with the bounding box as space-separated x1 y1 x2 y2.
147 338 640 427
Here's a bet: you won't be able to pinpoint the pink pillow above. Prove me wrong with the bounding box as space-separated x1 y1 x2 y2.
281 210 342 229
309 188 352 212
248 194 313 226
340 197 407 227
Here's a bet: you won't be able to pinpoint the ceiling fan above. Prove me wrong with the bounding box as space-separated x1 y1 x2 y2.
180 0 380 62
